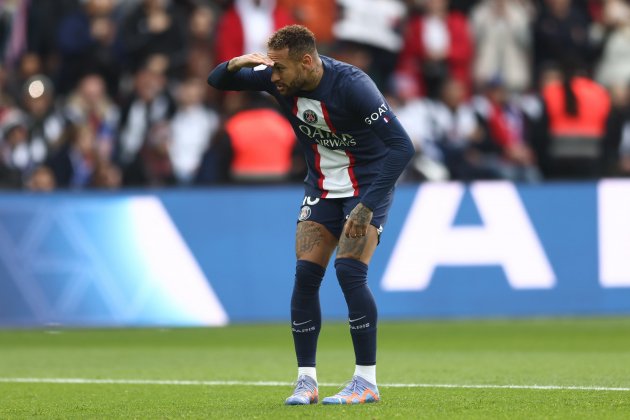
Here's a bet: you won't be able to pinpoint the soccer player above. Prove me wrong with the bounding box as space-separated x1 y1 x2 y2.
207 25 414 405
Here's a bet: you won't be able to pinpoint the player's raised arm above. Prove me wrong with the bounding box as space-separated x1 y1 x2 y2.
207 53 275 92
226 53 275 71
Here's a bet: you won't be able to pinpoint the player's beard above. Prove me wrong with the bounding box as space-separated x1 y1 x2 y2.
279 73 306 97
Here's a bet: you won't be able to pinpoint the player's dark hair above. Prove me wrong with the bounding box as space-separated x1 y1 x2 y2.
267 25 317 60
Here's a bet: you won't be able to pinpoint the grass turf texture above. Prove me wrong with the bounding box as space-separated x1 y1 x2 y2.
1 318 629 419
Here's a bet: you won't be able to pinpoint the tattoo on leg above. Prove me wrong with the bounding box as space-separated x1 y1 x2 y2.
338 235 368 259
296 223 324 255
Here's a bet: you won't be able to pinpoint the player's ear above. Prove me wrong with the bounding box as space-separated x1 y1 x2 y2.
301 54 313 68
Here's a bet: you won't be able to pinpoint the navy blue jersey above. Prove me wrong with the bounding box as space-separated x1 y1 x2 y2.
208 56 414 210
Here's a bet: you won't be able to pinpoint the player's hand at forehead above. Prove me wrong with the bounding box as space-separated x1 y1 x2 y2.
227 53 274 72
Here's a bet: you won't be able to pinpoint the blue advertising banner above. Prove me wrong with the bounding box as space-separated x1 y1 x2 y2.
0 180 629 327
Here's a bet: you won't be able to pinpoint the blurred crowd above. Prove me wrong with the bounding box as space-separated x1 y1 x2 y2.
1 0 629 192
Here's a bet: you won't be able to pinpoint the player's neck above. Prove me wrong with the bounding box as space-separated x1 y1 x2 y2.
302 57 324 92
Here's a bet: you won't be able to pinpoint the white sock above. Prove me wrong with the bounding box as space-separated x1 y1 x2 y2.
354 365 376 385
298 367 317 382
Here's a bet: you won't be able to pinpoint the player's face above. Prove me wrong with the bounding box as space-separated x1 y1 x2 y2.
268 48 307 96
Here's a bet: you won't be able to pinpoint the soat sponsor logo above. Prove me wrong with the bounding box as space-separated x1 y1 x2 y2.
364 102 388 125
298 124 357 148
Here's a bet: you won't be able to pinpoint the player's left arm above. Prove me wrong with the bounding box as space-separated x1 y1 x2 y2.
343 75 415 239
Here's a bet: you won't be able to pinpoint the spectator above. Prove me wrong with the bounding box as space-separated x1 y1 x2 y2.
90 158 122 188
278 0 336 48
120 0 188 77
25 165 56 192
0 75 66 188
333 0 407 89
450 0 483 14
20 75 67 164
185 4 221 106
47 124 99 189
0 111 35 188
602 82 630 176
55 0 123 96
169 77 220 184
386 81 450 181
214 0 294 65
0 64 16 124
533 0 592 81
0 0 30 70
198 94 300 184
116 66 176 185
474 80 543 182
186 5 218 80
5 52 43 103
397 0 474 98
141 120 175 186
27 0 79 77
63 73 119 162
594 0 630 88
540 61 611 178
423 78 499 180
470 0 534 93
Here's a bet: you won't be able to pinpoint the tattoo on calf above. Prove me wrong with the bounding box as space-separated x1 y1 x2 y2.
296 223 323 255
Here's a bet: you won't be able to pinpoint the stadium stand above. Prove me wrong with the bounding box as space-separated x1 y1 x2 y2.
1 0 630 191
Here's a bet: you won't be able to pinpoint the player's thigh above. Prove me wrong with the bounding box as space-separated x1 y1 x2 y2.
295 221 338 267
336 224 379 264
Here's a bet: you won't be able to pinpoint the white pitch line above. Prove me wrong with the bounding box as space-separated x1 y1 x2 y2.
0 378 628 392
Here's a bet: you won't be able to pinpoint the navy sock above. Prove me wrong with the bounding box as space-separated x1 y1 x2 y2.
291 260 325 367
335 258 377 366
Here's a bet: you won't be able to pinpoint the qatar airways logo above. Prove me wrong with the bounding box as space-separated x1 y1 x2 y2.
298 124 357 148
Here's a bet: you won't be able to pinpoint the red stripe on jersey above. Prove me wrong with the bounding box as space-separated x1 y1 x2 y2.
292 97 298 117
320 102 336 134
346 150 360 197
311 144 328 198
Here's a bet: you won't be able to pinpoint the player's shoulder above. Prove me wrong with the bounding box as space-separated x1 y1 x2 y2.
321 55 374 88
321 55 380 109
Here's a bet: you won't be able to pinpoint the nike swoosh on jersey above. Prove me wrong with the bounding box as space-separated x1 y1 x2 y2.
293 320 312 326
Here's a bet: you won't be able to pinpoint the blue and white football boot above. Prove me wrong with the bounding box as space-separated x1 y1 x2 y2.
322 375 380 405
284 374 318 405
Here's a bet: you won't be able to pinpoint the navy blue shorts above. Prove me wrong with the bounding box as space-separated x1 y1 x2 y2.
296 191 393 240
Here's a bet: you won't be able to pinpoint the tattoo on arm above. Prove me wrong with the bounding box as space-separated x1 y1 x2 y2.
296 223 324 255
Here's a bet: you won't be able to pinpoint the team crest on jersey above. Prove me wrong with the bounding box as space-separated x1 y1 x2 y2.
299 205 312 221
303 109 318 124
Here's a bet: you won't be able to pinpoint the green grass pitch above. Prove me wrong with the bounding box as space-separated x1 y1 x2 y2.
1 318 630 419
